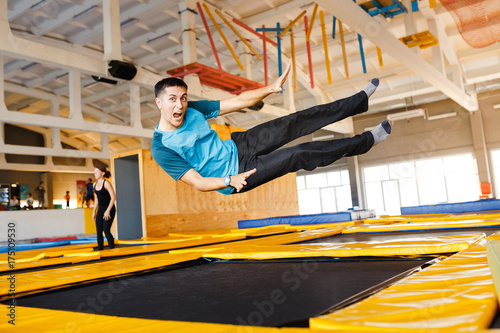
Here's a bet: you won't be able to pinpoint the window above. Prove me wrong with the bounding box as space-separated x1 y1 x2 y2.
363 153 479 215
297 170 352 215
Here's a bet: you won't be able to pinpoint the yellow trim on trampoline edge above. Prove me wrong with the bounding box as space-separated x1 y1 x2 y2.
342 219 500 234
0 306 315 332
202 233 485 260
309 239 497 331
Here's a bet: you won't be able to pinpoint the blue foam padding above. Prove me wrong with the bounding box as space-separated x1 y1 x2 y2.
0 240 72 253
69 237 98 244
401 199 500 215
238 212 352 229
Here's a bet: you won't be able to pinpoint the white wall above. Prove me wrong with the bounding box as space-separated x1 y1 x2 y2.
0 209 85 241
52 173 94 208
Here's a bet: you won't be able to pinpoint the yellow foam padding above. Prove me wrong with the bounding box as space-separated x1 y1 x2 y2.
0 251 201 300
96 236 237 258
167 225 304 238
0 235 247 273
0 252 101 273
202 233 484 260
0 307 318 333
83 207 96 234
368 212 500 224
487 239 500 307
342 218 500 234
309 239 497 331
4 243 96 258
0 247 95 265
170 227 345 254
116 236 204 244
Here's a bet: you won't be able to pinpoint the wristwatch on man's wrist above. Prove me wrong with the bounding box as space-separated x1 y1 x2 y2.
224 176 231 187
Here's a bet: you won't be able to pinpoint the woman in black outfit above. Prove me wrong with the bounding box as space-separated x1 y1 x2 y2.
92 165 117 250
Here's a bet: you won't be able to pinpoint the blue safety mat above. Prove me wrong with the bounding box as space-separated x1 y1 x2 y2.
401 199 500 215
0 240 72 253
238 212 352 229
0 237 99 253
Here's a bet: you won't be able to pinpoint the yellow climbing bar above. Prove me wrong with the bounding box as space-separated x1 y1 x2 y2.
310 236 496 331
319 10 332 84
202 3 244 71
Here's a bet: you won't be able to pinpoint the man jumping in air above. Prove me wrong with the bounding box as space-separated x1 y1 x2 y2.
151 64 391 195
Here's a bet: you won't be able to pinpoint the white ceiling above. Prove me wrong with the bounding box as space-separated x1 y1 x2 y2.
2 0 500 155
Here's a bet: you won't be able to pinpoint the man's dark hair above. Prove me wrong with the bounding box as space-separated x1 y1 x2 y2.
154 77 188 97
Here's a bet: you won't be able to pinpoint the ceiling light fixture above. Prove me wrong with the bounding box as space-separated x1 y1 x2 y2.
73 5 98 20
312 134 335 141
21 62 39 71
387 108 426 122
146 32 171 44
30 0 50 10
427 111 457 121
120 18 138 28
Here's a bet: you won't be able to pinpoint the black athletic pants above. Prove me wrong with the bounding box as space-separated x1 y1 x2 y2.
231 91 374 193
96 206 116 250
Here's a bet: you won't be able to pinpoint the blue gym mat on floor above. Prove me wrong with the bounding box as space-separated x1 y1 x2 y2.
401 199 500 215
238 212 352 229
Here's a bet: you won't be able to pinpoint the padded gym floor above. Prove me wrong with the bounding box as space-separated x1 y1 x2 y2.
3 201 500 332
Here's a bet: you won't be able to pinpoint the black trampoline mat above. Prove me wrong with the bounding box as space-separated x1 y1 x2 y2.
11 259 427 327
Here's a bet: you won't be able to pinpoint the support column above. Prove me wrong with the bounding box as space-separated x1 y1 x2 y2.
470 109 492 194
283 69 296 113
129 84 142 128
179 0 198 65
427 18 444 74
50 99 62 149
69 71 84 122
239 42 253 80
0 55 4 108
347 156 364 208
402 0 420 56
100 132 109 154
103 0 123 61
42 172 54 209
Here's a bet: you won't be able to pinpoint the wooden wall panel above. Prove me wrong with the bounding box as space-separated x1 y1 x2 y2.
145 171 299 236
114 128 299 236
141 147 298 235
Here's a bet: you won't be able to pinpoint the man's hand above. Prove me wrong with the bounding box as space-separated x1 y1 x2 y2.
269 63 291 94
230 168 257 193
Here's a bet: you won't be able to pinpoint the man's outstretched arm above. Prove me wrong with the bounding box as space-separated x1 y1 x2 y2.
180 168 257 193
219 64 291 116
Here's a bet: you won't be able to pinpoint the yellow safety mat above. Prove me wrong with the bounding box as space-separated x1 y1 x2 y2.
168 224 305 238
170 227 345 254
202 233 484 260
342 218 500 234
369 212 500 223
0 306 314 333
310 236 496 331
0 252 101 273
487 239 500 308
0 252 201 300
0 234 247 273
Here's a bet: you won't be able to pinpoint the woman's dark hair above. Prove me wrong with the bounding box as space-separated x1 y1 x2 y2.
154 77 188 97
96 164 111 178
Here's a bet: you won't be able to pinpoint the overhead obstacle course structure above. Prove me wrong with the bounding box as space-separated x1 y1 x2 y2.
166 2 267 95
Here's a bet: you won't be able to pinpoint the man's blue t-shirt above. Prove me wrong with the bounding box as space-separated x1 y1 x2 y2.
150 100 238 195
